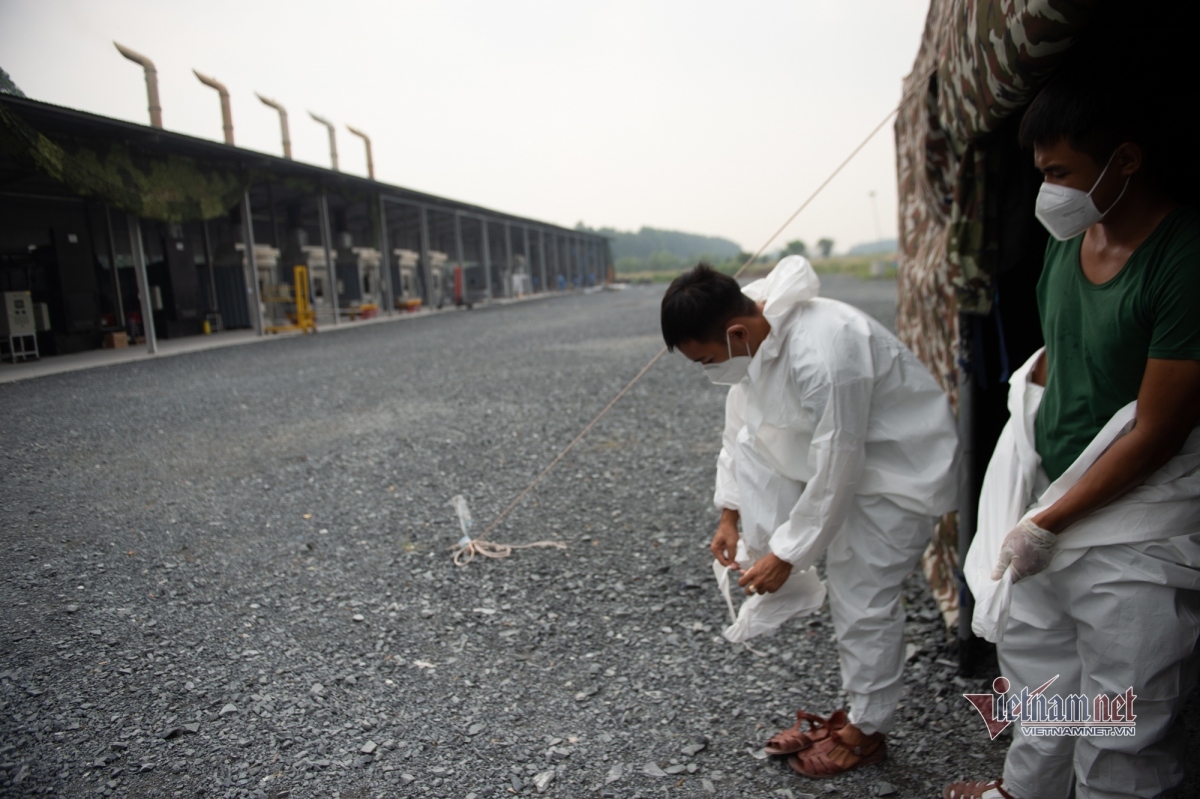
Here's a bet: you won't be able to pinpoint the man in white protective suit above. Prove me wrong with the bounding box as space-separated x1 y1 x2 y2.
946 63 1200 799
660 258 959 778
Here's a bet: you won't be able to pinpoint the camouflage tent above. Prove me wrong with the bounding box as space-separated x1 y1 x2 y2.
894 0 1098 627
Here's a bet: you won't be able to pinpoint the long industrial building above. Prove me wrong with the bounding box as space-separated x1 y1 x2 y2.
0 92 612 359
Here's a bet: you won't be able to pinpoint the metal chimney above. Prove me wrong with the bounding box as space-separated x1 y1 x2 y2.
256 94 292 159
345 125 374 180
193 69 234 144
309 112 338 171
114 42 162 128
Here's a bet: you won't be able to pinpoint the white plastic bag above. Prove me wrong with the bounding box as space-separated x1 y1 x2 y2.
450 494 474 547
712 554 826 643
971 568 1014 643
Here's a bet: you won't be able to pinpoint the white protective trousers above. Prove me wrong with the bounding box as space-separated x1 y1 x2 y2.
966 349 1200 796
999 537 1200 799
735 436 933 736
826 494 933 735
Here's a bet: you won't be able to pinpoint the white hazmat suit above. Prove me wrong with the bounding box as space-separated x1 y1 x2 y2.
966 349 1200 798
713 256 959 735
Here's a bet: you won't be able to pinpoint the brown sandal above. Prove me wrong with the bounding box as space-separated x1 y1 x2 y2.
787 723 885 777
942 778 1015 799
763 709 847 756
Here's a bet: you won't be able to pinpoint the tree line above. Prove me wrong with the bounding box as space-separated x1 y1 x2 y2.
575 223 840 275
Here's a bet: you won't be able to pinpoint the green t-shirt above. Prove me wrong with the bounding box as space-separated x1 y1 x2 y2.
1035 205 1200 481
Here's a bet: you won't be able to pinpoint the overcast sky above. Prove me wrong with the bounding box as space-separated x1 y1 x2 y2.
1 0 929 253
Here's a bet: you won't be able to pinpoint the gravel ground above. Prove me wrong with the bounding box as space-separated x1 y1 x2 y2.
0 275 1154 799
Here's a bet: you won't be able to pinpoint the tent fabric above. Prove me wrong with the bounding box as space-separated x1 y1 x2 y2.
936 0 1098 148
894 0 1095 625
0 100 249 223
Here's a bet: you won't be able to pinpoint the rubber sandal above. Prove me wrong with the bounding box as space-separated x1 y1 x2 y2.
943 778 1016 799
763 709 847 756
787 724 885 778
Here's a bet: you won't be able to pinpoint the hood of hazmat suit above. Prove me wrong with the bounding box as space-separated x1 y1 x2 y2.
712 256 958 642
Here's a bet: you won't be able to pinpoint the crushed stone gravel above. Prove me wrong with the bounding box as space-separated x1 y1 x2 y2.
6 277 1191 798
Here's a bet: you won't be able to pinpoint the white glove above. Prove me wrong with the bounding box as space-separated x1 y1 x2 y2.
992 517 1057 583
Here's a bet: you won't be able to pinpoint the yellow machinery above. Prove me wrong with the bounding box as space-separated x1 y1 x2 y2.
264 265 318 334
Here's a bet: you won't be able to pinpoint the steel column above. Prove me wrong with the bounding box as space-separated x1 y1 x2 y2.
453 211 465 279
583 239 591 286
570 237 578 287
103 205 125 326
562 236 569 287
480 218 493 302
318 193 339 325
126 215 157 353
569 237 575 286
201 218 218 312
539 229 548 293
522 226 532 293
240 191 264 336
418 205 434 307
555 234 562 287
377 193 394 315
503 223 514 298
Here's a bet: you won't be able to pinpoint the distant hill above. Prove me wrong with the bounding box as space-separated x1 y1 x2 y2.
847 238 898 256
577 224 741 262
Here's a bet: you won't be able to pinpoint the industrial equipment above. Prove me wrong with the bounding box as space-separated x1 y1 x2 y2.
430 250 448 308
448 251 487 309
0 290 39 361
263 265 317 334
235 241 283 330
276 229 335 327
335 234 381 318
511 253 531 297
393 248 422 311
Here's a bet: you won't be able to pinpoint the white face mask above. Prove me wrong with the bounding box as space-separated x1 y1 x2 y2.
1034 150 1130 241
703 329 752 385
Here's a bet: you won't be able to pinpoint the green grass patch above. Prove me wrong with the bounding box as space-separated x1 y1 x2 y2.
617 254 898 284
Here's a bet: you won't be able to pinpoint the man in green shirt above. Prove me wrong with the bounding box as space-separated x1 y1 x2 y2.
947 65 1200 799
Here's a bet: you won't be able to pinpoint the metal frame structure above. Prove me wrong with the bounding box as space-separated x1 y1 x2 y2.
0 93 612 356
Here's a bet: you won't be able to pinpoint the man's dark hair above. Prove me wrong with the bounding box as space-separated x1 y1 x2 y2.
1018 57 1160 171
660 263 756 351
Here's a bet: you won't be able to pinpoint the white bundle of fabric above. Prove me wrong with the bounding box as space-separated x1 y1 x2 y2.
966 348 1200 642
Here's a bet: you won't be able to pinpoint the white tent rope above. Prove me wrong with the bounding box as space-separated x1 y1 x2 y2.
451 68 935 566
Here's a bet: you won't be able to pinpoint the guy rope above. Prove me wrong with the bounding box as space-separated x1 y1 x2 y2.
452 68 935 566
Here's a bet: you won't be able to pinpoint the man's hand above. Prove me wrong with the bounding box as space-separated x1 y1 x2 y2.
992 518 1057 582
738 552 793 595
711 509 740 568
